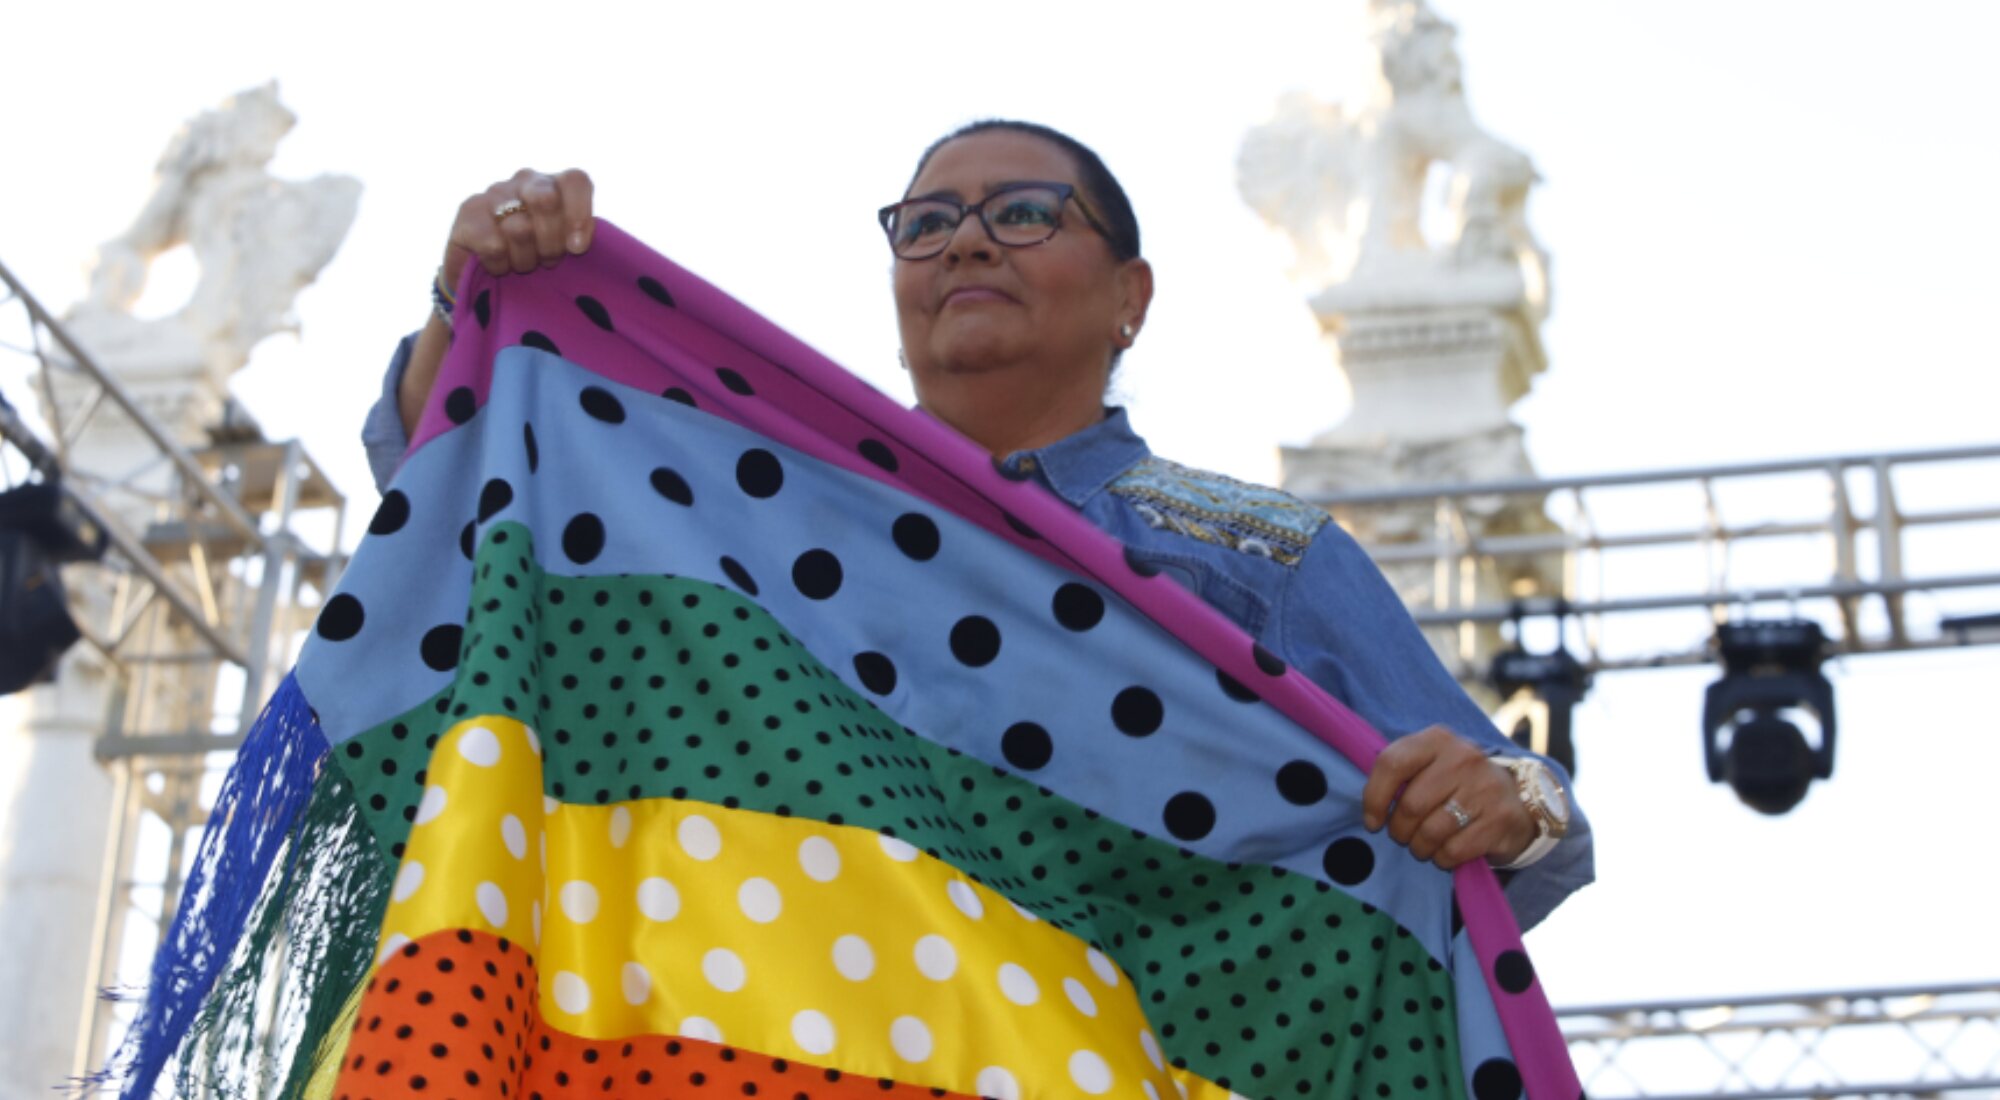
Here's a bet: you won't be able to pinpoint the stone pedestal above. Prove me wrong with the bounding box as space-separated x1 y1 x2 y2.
1279 305 1562 692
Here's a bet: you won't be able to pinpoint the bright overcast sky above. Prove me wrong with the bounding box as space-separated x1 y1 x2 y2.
3 0 1997 1012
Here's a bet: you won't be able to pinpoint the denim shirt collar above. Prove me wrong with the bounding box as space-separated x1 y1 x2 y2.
996 406 1151 508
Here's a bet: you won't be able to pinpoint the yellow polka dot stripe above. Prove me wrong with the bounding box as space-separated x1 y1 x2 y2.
368 713 1224 1100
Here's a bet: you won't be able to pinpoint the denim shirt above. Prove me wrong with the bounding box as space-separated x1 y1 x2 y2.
362 341 1592 931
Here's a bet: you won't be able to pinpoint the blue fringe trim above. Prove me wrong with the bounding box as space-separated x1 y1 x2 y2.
91 672 327 1097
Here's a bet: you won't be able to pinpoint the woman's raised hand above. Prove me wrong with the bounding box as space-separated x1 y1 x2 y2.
397 170 597 438
442 168 596 286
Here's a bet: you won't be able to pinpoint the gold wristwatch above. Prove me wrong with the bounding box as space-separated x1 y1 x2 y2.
1493 756 1571 871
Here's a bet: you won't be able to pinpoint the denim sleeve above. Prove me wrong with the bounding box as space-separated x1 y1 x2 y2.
1275 522 1594 932
361 332 420 493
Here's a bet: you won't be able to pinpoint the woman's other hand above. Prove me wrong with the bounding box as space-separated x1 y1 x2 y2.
1360 726 1535 871
444 168 596 285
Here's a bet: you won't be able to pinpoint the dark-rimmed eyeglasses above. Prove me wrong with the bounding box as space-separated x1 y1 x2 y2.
877 181 1115 261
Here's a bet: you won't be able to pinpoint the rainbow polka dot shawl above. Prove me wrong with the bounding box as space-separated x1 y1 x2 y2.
108 223 1579 1100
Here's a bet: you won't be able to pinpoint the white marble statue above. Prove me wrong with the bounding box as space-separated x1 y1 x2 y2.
64 80 360 389
1239 0 1549 324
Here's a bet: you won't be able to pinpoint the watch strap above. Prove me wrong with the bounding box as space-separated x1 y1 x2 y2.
1495 831 1559 871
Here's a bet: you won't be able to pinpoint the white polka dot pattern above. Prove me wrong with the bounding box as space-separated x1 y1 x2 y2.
474 881 508 927
1069 1048 1113 1094
553 970 590 1014
792 1009 837 1055
913 935 957 981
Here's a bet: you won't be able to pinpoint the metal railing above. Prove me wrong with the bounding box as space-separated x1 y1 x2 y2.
1559 980 2000 1098
1304 445 2000 674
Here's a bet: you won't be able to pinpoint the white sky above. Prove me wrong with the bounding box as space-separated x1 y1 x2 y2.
3 0 1997 1017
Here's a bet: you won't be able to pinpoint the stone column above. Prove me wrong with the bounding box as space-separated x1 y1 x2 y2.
0 656 121 1095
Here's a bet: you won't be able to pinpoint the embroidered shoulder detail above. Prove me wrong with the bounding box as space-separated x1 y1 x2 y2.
1108 456 1330 567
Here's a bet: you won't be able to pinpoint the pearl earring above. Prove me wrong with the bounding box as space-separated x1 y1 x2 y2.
1120 324 1135 340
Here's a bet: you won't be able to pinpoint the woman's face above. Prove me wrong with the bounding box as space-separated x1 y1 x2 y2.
893 130 1147 406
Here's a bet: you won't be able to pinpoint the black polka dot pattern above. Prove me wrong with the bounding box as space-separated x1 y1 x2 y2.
1323 837 1376 886
1000 722 1053 770
1163 791 1216 840
891 514 939 561
318 594 365 641
331 523 1468 1100
336 236 1547 1093
562 514 605 564
1111 686 1164 737
718 555 759 596
1124 545 1161 577
521 331 560 356
1494 950 1534 994
1253 643 1287 677
579 386 625 424
735 450 783 498
716 368 754 396
420 625 462 671
444 387 477 425
575 295 614 332
1051 583 1104 632
523 423 540 473
637 275 676 307
852 651 897 695
369 491 411 536
857 439 898 472
1473 1059 1523 1100
472 289 491 328
477 479 514 523
663 387 697 407
1002 512 1039 540
948 616 1001 667
650 467 694 506
1276 761 1328 806
791 550 843 600
1217 669 1260 703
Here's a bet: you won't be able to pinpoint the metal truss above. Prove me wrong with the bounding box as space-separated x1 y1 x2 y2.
0 257 348 1086
1558 981 2000 1098
1302 445 2000 676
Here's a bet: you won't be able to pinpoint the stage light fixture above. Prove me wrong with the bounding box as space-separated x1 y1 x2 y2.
1487 608 1591 778
1701 619 1835 815
0 478 106 695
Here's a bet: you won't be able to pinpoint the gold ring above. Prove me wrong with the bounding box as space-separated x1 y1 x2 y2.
493 199 527 221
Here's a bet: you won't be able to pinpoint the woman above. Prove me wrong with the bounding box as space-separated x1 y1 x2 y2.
365 121 1589 931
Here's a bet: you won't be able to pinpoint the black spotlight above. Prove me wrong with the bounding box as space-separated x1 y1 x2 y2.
1488 606 1592 778
1702 619 1835 815
0 478 106 695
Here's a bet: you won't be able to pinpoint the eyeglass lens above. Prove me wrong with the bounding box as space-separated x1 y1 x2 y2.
888 186 1066 258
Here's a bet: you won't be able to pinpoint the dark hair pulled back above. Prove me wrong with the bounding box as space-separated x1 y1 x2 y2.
904 119 1142 263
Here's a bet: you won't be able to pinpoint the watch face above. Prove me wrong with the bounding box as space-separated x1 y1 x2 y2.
1530 768 1570 827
